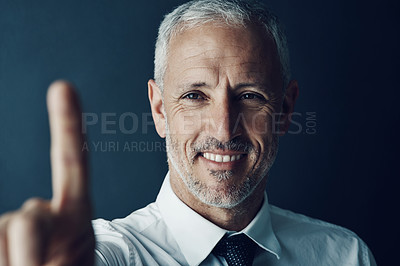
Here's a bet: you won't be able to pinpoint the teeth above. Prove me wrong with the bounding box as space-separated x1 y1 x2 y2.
210 153 215 161
202 153 243 162
223 155 230 162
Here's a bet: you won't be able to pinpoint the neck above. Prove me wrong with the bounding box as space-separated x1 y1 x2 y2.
169 170 267 231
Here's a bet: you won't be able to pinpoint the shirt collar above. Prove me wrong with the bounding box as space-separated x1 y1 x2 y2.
240 192 281 259
156 172 281 265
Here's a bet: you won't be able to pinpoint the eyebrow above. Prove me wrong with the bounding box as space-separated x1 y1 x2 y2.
177 82 209 93
177 81 277 97
191 82 208 88
233 82 272 94
233 82 261 90
180 82 260 90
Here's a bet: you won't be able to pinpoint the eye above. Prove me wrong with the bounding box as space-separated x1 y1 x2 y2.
239 92 265 101
182 92 205 100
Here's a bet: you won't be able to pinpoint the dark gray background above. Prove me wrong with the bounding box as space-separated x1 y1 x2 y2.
1 0 399 264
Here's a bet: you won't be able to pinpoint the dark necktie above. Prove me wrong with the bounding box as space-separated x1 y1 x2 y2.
212 234 258 266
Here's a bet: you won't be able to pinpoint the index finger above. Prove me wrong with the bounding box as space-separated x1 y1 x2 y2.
47 81 89 213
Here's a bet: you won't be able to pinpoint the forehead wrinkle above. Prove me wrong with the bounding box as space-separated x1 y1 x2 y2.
220 61 267 77
174 64 268 89
178 38 257 60
179 47 265 70
177 66 217 78
181 51 242 63
234 70 266 79
178 58 262 73
218 61 265 69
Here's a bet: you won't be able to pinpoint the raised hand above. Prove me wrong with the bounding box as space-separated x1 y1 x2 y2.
0 81 95 266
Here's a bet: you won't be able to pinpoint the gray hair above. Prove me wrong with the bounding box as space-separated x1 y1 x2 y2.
154 0 291 91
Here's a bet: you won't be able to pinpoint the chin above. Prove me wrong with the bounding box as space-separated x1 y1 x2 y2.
186 174 260 209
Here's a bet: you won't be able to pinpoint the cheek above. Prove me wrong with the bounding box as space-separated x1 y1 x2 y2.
167 103 203 136
167 111 203 152
243 112 275 137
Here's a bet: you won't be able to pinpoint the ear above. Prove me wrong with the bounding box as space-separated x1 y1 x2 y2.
148 79 166 138
278 80 299 136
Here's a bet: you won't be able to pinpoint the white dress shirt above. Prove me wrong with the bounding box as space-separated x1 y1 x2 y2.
93 173 376 265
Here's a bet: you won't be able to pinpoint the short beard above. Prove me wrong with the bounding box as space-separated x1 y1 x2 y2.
165 122 279 209
209 170 233 181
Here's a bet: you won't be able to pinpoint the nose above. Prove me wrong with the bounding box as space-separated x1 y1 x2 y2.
206 94 242 143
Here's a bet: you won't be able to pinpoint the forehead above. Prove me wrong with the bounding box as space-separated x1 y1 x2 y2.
164 23 282 88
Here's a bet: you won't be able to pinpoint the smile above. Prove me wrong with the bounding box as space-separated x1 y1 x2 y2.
202 152 244 162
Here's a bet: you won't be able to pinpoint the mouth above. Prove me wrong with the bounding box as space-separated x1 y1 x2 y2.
201 152 246 163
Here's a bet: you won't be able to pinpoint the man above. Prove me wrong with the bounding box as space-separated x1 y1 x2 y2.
0 0 376 265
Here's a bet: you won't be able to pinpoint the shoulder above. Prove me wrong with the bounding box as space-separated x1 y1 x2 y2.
269 205 376 265
93 202 162 236
92 202 164 265
269 204 355 236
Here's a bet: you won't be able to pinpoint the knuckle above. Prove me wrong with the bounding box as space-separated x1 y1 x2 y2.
22 197 46 211
61 152 81 167
11 212 37 229
0 212 15 239
8 210 44 235
0 212 13 228
52 149 82 167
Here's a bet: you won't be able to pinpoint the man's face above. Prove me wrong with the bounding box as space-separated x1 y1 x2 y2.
154 23 286 208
